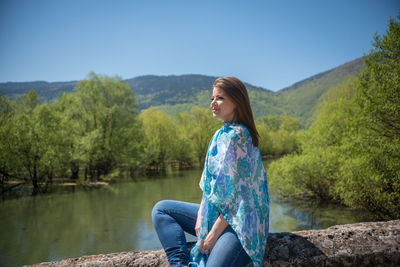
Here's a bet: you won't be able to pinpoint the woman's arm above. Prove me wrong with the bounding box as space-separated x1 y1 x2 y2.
199 214 229 254
195 201 202 238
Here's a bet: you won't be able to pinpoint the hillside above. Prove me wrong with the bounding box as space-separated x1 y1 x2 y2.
278 57 364 125
125 74 281 118
0 81 77 102
125 74 218 109
0 57 364 126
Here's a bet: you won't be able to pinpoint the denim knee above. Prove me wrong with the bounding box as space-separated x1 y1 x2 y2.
152 200 169 224
152 200 162 222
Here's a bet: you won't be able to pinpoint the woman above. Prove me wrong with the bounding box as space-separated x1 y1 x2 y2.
152 77 270 267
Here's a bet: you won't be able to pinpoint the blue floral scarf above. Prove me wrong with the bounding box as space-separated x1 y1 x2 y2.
190 122 270 267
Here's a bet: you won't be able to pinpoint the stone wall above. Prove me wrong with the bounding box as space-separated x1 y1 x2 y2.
27 220 400 267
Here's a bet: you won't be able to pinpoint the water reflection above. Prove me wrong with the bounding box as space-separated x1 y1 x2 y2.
269 196 373 232
0 167 375 267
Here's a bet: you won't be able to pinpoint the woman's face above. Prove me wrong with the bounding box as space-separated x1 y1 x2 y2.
210 87 236 122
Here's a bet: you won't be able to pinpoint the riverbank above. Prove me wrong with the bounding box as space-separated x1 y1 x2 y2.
27 220 400 267
1 179 110 195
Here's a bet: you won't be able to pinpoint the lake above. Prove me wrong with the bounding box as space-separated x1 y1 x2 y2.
0 165 375 266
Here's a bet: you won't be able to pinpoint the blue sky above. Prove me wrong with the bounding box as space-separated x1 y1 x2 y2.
0 0 398 91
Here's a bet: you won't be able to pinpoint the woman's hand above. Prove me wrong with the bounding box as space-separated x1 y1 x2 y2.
199 232 218 255
198 214 229 255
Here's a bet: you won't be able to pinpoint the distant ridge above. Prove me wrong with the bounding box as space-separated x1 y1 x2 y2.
0 80 77 102
0 57 364 126
279 57 364 93
125 74 271 110
126 74 218 109
277 57 364 125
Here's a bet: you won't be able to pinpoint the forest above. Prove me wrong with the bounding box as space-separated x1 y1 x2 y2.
1 16 399 220
0 73 299 195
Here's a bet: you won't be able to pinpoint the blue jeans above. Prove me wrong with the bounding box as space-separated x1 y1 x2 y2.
152 200 251 267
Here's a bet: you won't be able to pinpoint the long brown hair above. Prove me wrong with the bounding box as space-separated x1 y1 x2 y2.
213 77 259 147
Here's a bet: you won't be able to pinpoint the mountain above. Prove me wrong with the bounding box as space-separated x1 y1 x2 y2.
125 74 279 116
278 57 364 125
0 57 364 126
0 80 77 102
125 74 220 110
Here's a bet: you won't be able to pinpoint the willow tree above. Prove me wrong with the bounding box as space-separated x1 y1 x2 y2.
52 92 82 179
0 95 16 188
73 73 140 180
175 107 220 164
256 114 300 156
10 90 67 194
140 107 176 172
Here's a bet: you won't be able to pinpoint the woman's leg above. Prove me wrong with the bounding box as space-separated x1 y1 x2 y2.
152 200 199 267
206 226 252 267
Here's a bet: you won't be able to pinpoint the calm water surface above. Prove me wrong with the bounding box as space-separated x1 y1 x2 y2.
0 166 375 266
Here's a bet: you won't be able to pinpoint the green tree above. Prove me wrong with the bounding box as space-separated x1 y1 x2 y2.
172 111 196 169
257 115 281 132
73 73 140 180
256 122 273 156
358 15 400 139
0 95 17 189
256 114 300 156
338 14 400 218
177 107 220 164
12 90 67 194
52 92 81 179
140 107 176 172
280 114 300 132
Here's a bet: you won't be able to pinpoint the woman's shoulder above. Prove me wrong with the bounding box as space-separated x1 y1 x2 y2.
223 122 250 140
